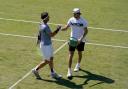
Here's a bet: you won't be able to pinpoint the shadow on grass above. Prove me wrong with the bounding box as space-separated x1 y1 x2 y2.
73 68 115 87
38 69 114 89
40 78 83 89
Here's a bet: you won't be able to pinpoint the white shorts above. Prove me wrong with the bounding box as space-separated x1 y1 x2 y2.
40 43 53 60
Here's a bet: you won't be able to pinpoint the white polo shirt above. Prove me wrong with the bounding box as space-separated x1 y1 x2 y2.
67 17 88 42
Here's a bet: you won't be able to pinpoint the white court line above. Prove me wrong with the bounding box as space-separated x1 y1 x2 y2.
8 41 68 89
88 27 128 33
0 32 66 42
86 43 128 49
0 17 128 33
0 32 128 49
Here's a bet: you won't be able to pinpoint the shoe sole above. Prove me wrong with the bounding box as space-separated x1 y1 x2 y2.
74 69 79 72
67 76 73 80
74 67 80 72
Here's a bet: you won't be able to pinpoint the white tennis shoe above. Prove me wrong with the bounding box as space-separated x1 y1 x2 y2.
74 64 80 72
67 69 73 80
51 72 62 79
32 68 42 79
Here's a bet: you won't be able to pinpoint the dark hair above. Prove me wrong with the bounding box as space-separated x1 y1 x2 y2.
41 12 48 20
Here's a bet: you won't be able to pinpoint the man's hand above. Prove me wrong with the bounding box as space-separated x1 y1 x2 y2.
50 25 62 37
56 25 62 31
60 25 70 31
78 39 82 44
54 25 61 34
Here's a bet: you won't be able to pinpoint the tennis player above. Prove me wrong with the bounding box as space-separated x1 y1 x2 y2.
32 12 62 79
61 8 88 79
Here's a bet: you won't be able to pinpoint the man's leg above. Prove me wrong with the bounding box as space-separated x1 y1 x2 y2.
48 57 54 73
74 42 85 72
74 51 82 72
78 51 82 64
67 51 74 79
35 60 49 71
32 60 49 79
48 57 62 79
68 51 74 68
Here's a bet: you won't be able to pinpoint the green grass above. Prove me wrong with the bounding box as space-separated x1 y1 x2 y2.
0 0 128 89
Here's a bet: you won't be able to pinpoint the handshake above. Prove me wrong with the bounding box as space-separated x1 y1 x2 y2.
55 25 62 33
57 25 62 30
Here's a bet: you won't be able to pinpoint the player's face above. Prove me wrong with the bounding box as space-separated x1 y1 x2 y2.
73 13 80 18
46 16 49 22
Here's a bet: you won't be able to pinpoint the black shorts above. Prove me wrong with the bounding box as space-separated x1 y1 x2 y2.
69 42 85 51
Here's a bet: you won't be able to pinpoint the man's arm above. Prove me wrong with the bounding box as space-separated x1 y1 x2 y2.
37 31 41 45
79 27 88 42
49 24 69 37
49 25 61 37
61 25 70 31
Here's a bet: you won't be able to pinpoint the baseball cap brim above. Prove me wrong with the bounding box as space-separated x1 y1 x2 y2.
73 8 81 14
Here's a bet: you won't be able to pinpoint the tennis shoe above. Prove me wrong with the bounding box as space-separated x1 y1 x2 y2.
51 73 62 79
74 64 80 72
67 71 73 80
32 68 42 79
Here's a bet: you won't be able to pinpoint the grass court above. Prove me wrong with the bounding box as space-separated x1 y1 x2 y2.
0 0 128 89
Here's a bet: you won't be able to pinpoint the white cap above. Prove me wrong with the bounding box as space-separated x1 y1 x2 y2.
73 8 81 14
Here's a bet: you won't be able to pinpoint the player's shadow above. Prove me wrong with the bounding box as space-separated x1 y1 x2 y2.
40 78 83 89
38 69 114 88
73 68 115 87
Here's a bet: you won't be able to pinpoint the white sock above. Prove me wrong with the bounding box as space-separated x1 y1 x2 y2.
76 63 80 67
68 68 72 73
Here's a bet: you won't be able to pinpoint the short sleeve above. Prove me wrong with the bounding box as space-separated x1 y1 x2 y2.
40 24 51 34
39 24 45 31
67 18 72 26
